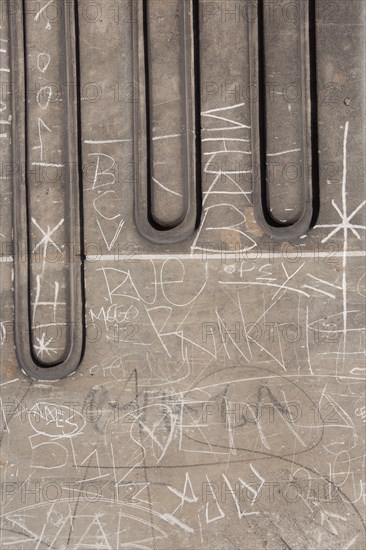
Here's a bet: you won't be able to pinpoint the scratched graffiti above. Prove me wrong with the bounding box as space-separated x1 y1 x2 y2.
0 1 365 549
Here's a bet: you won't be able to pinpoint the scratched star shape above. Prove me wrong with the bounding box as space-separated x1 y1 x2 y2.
316 123 366 244
33 332 61 360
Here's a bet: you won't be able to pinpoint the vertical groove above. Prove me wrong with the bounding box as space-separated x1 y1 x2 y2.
134 0 201 243
251 0 318 240
11 0 85 379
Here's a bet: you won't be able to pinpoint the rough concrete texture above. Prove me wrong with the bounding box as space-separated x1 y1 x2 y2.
0 0 366 548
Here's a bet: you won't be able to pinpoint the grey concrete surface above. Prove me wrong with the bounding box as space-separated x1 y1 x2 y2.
0 0 365 548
